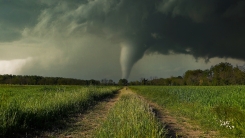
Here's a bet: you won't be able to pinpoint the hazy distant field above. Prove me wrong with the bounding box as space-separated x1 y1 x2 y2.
130 86 245 137
0 85 120 136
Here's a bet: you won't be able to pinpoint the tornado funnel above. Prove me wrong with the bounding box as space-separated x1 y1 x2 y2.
120 42 145 79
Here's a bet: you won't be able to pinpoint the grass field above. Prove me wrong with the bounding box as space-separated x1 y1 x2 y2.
94 91 166 138
0 85 120 136
130 86 245 137
2 85 245 137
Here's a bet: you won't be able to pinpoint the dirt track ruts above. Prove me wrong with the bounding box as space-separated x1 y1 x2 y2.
22 88 218 138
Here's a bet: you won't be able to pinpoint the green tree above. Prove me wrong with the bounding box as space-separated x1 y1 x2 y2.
183 69 205 85
231 66 245 85
118 79 128 86
210 62 233 85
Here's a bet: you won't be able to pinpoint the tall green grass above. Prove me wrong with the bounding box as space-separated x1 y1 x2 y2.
130 86 245 137
94 93 165 138
0 85 120 136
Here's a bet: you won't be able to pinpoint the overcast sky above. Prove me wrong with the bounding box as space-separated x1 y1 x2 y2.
1 0 245 81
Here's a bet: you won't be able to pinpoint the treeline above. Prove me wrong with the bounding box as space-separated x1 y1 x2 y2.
2 62 245 86
130 62 245 86
0 75 101 85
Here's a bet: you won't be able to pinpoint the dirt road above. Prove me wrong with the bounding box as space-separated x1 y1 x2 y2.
23 88 217 138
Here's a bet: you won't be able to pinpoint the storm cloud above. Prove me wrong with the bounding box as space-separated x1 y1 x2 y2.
1 0 245 80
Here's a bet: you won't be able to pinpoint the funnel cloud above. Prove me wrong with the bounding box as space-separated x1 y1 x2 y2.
120 42 147 79
1 0 245 80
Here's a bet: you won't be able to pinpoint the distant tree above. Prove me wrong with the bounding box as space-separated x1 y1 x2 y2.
118 79 128 86
128 62 245 86
183 69 204 85
100 78 115 85
0 74 101 85
108 79 115 85
89 79 100 85
210 62 233 85
101 78 108 85
129 80 141 85
170 76 184 86
140 78 148 85
231 66 245 85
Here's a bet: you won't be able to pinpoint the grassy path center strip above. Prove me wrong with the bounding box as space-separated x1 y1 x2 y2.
94 88 166 138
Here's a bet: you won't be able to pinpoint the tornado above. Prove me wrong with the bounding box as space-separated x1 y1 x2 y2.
120 42 146 79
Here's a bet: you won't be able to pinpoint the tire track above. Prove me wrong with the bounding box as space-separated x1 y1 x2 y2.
129 88 218 138
31 90 122 138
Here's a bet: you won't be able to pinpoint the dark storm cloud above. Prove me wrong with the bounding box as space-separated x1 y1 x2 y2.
0 0 44 42
154 0 245 62
81 0 245 77
1 0 245 79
